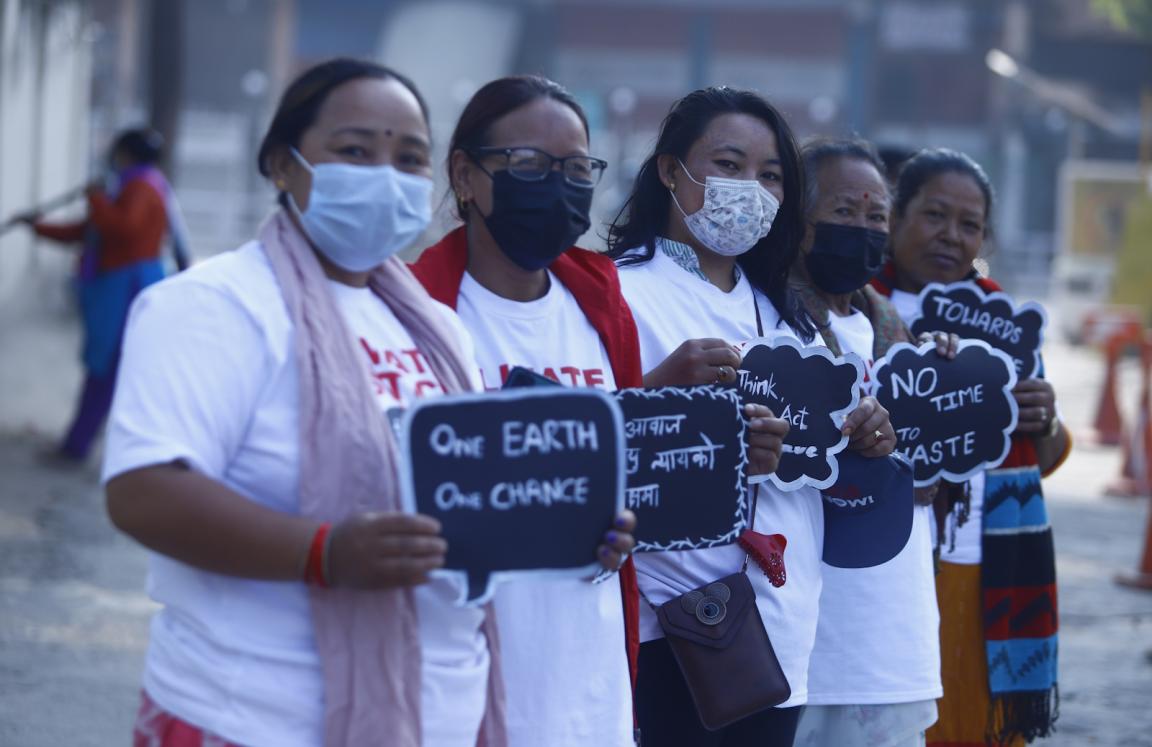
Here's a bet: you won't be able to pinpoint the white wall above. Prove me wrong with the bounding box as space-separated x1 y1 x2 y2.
0 0 93 315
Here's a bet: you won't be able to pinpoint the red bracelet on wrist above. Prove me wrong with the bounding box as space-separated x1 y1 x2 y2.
304 523 332 588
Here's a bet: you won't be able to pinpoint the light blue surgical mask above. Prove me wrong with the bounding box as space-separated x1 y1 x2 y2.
286 148 433 272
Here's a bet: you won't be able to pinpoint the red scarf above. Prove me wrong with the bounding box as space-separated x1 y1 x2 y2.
411 226 643 699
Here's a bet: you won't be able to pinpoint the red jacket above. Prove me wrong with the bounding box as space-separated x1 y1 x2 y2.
33 180 168 272
411 226 643 698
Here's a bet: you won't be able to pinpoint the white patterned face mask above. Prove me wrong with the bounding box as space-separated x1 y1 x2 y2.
671 160 780 256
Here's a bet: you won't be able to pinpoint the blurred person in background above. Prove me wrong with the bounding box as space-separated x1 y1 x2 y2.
412 74 640 747
607 87 895 747
871 148 1070 747
14 127 189 464
789 137 949 747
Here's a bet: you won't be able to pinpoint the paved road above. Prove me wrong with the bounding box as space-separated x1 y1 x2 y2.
1 316 1150 745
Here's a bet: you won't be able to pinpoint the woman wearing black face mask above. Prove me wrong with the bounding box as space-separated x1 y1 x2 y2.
790 138 956 747
411 75 641 747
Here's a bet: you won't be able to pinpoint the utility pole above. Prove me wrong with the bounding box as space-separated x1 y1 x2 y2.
147 0 183 175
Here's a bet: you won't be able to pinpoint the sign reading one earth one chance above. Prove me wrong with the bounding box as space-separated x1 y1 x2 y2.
401 388 625 606
615 385 749 552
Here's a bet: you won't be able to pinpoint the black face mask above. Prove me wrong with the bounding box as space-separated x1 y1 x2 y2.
478 170 593 271
804 222 887 294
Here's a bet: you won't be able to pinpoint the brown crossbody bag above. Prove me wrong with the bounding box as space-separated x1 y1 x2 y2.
648 485 791 730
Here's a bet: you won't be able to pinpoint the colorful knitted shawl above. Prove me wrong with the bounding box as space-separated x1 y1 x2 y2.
872 262 1059 744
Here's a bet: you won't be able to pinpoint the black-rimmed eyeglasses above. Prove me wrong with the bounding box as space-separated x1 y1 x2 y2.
469 146 608 187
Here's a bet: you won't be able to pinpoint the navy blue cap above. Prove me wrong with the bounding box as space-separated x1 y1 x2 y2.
820 450 915 569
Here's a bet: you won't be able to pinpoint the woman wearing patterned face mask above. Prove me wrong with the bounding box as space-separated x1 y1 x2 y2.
412 75 640 747
789 137 955 747
102 59 508 747
607 88 896 747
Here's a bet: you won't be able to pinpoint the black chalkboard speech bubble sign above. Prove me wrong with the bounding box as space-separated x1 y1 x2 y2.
737 336 864 492
615 386 749 553
908 281 1047 380
871 339 1019 487
400 388 625 606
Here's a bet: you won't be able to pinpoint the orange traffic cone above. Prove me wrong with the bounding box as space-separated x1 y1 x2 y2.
1115 335 1152 591
1116 490 1152 591
1107 333 1152 498
1094 334 1126 446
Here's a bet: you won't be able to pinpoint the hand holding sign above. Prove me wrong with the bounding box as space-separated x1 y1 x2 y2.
326 512 448 589
616 386 749 552
737 336 864 491
909 281 1046 379
401 388 625 605
872 339 1018 486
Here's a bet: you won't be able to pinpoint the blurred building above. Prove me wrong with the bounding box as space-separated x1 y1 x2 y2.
2 0 1149 310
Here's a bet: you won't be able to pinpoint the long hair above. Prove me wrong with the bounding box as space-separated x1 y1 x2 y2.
606 86 814 340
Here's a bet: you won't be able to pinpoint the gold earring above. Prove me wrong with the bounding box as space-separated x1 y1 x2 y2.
275 179 286 190
669 181 676 192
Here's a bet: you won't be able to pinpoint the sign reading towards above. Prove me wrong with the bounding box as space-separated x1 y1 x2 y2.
615 386 749 553
737 336 864 492
872 340 1019 487
401 388 625 606
909 281 1047 379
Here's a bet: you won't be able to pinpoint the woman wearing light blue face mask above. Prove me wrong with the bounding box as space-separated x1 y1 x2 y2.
100 59 515 747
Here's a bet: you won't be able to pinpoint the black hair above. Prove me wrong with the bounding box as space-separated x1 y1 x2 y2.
892 148 995 236
256 57 428 177
606 86 815 340
876 144 917 187
111 128 164 165
799 136 887 217
447 74 589 220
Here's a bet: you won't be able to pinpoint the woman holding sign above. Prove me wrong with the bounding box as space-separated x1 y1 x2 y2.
873 148 1069 747
99 59 633 747
412 74 642 747
789 137 950 747
607 88 896 746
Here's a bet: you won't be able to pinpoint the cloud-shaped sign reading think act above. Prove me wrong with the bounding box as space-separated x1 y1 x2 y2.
909 281 1047 380
872 340 1019 487
400 388 625 606
737 336 863 492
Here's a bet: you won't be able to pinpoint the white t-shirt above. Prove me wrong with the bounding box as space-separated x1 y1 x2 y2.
805 311 942 705
103 243 489 747
617 245 824 709
890 288 984 565
455 270 632 747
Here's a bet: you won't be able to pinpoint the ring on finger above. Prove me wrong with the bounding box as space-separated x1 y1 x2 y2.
874 430 884 441
1038 406 1048 422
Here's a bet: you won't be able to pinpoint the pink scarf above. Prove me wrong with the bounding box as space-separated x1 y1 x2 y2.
260 210 507 747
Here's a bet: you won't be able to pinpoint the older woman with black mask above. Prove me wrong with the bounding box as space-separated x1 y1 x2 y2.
789 137 955 747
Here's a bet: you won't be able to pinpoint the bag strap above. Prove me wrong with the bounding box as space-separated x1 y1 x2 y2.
740 484 759 573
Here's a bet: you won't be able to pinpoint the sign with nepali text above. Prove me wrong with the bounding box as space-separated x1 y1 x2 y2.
616 386 749 552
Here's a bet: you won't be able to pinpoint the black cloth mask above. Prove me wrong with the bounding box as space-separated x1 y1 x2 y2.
478 170 593 271
804 222 887 294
